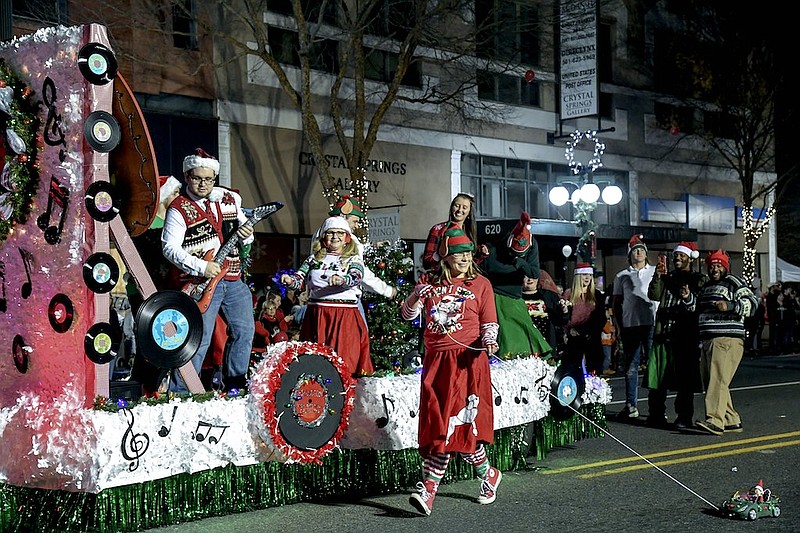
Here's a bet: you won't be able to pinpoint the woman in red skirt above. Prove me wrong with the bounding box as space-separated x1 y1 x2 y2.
280 216 372 376
401 223 501 516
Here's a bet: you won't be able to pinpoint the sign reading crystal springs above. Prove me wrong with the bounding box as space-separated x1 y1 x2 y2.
559 0 598 119
299 151 408 194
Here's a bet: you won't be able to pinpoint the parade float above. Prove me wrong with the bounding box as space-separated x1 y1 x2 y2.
0 25 610 532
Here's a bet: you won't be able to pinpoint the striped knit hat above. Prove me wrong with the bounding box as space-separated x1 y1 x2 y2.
438 223 474 257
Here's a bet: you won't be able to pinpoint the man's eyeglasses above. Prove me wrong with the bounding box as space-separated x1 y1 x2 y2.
189 175 215 184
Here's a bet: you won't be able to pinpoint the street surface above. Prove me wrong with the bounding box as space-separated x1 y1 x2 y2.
143 353 800 533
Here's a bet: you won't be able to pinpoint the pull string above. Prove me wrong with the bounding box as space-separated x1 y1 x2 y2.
554 390 719 510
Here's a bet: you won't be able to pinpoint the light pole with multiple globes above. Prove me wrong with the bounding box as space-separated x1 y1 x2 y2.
548 174 623 267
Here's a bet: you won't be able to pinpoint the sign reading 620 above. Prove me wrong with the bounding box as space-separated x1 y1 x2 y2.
483 223 502 236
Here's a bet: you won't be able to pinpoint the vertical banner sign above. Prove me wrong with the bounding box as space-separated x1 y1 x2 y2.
560 0 598 120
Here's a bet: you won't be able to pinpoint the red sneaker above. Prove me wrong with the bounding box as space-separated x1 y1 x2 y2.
409 479 437 516
477 467 502 504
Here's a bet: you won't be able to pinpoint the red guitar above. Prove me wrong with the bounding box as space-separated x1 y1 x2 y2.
181 201 283 312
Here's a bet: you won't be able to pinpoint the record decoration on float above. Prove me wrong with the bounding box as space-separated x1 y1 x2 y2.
83 110 121 152
84 180 120 222
83 252 119 293
84 322 120 364
135 290 203 369
12 334 30 373
248 341 356 464
548 363 585 420
77 42 118 85
48 293 75 333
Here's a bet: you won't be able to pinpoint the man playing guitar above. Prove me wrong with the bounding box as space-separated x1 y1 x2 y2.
162 147 255 393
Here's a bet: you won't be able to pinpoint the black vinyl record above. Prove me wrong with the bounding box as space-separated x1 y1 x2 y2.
84 322 120 364
84 181 120 222
12 334 29 373
136 290 203 369
275 353 346 450
48 293 75 333
548 363 585 420
84 111 121 152
83 252 119 294
77 42 118 85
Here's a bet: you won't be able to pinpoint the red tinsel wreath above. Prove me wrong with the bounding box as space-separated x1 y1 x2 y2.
249 341 355 464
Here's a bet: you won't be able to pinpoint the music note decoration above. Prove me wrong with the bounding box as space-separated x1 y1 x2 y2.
120 409 150 471
192 420 229 444
375 393 395 428
18 247 33 299
534 374 550 402
36 175 69 245
158 406 178 438
0 60 41 242
491 382 503 406
514 386 530 405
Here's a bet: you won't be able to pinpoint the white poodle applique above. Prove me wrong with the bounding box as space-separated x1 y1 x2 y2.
445 394 480 444
429 295 465 333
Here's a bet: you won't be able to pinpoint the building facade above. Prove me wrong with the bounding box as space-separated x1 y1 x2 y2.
9 0 777 287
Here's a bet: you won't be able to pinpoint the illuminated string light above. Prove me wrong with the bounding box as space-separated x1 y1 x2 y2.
564 129 605 175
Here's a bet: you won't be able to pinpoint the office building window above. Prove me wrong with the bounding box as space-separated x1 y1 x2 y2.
13 0 66 24
173 0 198 50
364 48 422 88
461 154 628 225
268 26 339 73
477 70 541 107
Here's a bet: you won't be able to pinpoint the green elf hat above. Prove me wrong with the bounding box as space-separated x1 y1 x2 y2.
328 195 365 218
438 223 475 257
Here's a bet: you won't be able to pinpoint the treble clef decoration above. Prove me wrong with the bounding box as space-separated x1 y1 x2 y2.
120 409 149 471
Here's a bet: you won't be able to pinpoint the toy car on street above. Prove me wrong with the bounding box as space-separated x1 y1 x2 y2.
720 490 781 521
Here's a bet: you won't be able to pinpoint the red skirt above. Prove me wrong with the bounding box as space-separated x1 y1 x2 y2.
300 303 373 376
417 347 494 457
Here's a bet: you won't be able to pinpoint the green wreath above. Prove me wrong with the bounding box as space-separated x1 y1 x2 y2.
0 58 40 241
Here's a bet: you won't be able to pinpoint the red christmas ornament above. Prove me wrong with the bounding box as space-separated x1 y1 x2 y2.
524 70 535 83
378 261 386 269
0 80 5 88
18 154 27 163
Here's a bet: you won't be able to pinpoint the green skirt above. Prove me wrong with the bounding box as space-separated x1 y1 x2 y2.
494 293 552 358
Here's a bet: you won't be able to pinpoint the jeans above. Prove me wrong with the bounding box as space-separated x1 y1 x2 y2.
171 278 255 393
621 324 654 408
602 344 613 371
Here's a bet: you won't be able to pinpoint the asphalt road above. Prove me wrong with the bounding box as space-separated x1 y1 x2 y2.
142 353 800 533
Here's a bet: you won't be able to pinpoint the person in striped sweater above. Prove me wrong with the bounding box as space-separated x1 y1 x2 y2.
693 249 758 436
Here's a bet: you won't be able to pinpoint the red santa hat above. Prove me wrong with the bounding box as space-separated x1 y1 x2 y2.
674 241 699 259
182 147 220 176
705 249 730 271
158 175 181 204
575 262 594 275
628 233 647 255
508 211 533 254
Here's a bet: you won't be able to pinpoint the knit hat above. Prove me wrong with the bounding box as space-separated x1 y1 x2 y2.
507 211 533 254
628 233 647 255
674 241 700 259
706 249 729 271
438 223 474 257
575 262 594 275
328 195 365 218
319 215 352 237
158 175 181 204
182 147 220 176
